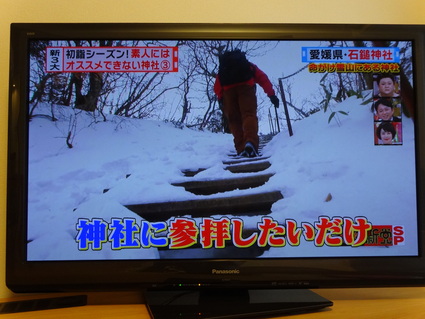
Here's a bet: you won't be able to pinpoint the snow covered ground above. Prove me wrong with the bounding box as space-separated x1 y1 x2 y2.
27 93 418 260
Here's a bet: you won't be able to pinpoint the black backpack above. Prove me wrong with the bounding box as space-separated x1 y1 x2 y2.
218 50 254 86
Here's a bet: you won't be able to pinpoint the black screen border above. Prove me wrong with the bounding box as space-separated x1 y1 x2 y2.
7 23 425 292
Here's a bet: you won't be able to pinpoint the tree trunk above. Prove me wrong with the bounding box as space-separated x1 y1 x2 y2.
74 73 103 112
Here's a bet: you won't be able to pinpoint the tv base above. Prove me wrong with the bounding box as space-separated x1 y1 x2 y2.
145 288 333 319
0 295 87 314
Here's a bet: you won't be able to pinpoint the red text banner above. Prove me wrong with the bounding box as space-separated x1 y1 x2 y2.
46 47 179 73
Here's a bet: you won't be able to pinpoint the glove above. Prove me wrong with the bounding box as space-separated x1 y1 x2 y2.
269 95 279 108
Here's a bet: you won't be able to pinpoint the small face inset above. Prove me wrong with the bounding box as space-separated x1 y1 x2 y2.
378 77 396 97
376 103 394 121
380 130 394 144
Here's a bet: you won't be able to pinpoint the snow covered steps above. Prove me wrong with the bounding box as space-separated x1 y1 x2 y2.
224 158 271 173
125 135 282 226
124 135 282 258
171 173 274 195
181 156 271 177
124 190 283 222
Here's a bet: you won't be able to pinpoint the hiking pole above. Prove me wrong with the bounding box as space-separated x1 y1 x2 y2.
278 77 294 137
274 103 280 133
268 108 275 134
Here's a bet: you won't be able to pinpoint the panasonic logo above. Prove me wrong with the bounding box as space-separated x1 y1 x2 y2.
212 269 240 275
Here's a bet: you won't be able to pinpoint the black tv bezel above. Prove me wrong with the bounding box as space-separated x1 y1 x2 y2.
6 22 425 293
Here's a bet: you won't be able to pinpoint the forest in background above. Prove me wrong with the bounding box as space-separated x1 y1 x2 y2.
28 39 414 147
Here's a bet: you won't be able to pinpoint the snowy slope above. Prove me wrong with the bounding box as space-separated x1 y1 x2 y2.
27 94 418 260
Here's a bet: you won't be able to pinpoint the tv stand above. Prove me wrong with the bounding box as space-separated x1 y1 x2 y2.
145 288 333 319
0 295 87 314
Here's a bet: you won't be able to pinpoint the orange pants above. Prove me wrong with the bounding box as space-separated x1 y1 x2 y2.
222 84 259 154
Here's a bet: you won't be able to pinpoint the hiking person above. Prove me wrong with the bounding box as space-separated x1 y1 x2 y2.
214 49 279 157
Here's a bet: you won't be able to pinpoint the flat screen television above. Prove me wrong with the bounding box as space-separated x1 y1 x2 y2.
6 23 425 318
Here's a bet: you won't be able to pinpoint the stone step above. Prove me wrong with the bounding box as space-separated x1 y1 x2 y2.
225 160 271 173
124 190 283 222
181 156 271 177
222 156 270 165
171 173 274 195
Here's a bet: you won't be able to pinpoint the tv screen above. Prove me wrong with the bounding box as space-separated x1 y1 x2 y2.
6 23 425 317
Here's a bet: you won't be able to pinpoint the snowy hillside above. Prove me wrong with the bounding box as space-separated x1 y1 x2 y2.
27 93 418 260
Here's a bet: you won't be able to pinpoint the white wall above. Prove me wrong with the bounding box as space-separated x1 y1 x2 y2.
1 0 424 298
